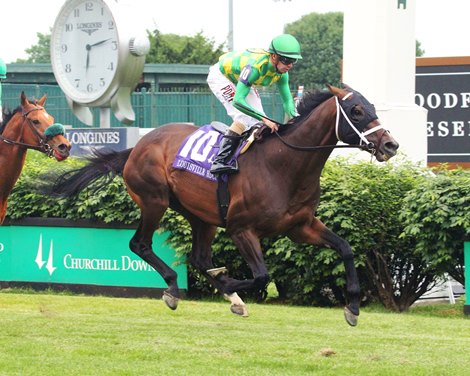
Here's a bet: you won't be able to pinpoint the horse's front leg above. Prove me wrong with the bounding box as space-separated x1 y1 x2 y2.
287 217 360 326
129 213 180 311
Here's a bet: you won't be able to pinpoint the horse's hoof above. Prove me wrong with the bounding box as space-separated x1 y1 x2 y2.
344 306 358 326
230 304 249 317
162 291 179 310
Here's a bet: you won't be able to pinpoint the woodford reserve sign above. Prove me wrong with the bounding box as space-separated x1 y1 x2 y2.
416 57 470 168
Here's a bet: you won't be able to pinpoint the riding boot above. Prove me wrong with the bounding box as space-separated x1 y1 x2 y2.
210 130 241 175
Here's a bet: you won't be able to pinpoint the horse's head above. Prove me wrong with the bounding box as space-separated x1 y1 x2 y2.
19 92 71 161
327 84 399 162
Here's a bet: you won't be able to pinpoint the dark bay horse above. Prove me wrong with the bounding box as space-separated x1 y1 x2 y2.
49 85 398 326
0 92 71 223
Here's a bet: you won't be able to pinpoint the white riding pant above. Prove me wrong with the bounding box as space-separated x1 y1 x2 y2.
0 105 3 124
207 64 265 131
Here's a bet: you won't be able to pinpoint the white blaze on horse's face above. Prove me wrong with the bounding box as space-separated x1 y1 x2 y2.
18 94 71 161
38 111 54 128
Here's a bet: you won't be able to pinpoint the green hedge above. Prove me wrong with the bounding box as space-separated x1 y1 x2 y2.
7 152 470 311
400 167 470 285
8 153 140 224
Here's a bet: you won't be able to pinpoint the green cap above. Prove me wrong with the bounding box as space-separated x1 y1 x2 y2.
268 34 302 60
44 123 66 138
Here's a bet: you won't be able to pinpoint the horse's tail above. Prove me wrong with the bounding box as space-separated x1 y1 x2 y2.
48 148 133 198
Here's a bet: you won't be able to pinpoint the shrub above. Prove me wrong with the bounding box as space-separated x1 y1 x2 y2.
266 158 439 311
400 167 470 285
8 152 140 224
9 152 468 311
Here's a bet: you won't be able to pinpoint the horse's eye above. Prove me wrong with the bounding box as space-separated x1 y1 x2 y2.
32 119 40 125
350 107 364 122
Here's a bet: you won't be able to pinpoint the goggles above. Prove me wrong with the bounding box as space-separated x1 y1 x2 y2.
278 55 297 65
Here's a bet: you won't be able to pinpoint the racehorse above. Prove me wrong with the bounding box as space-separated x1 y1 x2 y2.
47 84 399 326
0 92 71 224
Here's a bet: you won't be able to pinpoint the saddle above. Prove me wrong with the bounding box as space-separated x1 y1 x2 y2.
209 121 271 154
209 121 274 228
172 121 281 227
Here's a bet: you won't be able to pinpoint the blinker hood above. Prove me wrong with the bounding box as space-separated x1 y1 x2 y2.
337 91 378 145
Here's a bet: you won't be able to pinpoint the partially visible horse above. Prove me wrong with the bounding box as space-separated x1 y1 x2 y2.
0 92 71 223
47 85 398 326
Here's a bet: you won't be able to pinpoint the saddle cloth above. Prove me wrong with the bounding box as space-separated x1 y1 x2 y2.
172 124 249 182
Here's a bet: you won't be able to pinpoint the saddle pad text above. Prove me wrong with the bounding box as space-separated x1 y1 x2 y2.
172 125 223 181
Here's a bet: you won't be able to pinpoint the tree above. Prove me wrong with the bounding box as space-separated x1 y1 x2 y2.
285 12 344 90
16 29 225 65
15 31 52 63
145 30 225 65
284 12 425 91
416 40 425 57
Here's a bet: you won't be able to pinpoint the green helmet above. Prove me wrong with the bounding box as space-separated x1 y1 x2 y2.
0 58 6 79
268 34 302 60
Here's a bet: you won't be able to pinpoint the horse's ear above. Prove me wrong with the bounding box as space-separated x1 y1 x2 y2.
38 94 47 106
327 84 342 96
20 91 29 106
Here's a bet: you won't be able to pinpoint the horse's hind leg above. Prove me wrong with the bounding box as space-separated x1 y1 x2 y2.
186 216 249 316
202 228 270 317
0 199 7 225
130 207 180 310
229 230 270 295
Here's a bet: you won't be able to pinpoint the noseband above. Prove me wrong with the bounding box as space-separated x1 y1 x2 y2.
0 106 56 157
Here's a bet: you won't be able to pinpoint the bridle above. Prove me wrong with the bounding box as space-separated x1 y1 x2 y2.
333 92 384 152
273 92 385 154
0 106 55 157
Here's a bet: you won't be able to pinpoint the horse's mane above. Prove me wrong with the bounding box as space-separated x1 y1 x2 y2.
296 90 334 118
276 90 334 133
0 107 21 134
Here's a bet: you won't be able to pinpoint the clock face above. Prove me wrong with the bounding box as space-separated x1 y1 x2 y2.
51 0 119 104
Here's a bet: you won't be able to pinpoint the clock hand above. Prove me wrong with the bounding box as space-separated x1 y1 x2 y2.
89 38 112 48
85 39 111 72
85 44 91 72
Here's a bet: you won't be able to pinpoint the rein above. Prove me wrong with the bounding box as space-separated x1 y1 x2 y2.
274 132 369 152
0 107 55 157
250 94 378 153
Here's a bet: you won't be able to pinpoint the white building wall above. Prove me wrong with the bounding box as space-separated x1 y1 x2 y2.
337 0 427 163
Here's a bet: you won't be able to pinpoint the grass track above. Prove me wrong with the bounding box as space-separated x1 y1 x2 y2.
0 291 469 375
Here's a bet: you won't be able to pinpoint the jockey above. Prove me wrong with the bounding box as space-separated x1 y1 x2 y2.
0 58 6 124
207 34 302 175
